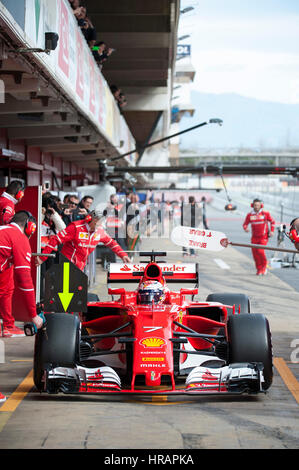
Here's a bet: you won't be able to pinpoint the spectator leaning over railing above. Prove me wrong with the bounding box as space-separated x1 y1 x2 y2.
92 42 115 69
69 1 97 49
110 85 127 111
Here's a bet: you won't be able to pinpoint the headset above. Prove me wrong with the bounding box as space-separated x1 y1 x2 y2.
22 211 37 237
15 188 25 201
85 210 102 224
85 214 93 223
251 199 264 208
8 181 25 201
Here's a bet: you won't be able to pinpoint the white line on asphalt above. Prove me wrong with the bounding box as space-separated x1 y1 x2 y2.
214 258 231 270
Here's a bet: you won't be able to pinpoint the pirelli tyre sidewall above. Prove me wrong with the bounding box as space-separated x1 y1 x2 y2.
227 313 273 390
33 313 81 391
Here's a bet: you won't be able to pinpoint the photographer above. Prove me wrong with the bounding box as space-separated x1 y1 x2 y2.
72 195 94 222
41 195 66 250
81 15 97 48
92 42 115 68
40 195 66 298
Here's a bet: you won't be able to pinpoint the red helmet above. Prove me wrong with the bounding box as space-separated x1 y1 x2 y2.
137 280 166 305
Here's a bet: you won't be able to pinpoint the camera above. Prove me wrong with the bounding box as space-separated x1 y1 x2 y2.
43 196 60 217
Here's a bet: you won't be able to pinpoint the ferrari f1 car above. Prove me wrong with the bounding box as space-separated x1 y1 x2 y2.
33 252 273 396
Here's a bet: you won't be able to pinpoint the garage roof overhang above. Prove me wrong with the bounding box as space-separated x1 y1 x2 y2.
0 0 180 177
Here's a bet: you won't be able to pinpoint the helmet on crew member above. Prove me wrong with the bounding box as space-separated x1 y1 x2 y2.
137 280 166 305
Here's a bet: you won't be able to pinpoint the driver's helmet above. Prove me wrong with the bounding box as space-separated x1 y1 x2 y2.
137 280 166 305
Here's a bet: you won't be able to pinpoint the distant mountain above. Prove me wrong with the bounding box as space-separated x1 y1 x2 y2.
179 92 299 151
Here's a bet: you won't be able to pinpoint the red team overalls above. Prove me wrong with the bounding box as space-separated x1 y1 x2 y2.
0 192 17 225
40 220 128 270
243 209 275 274
0 223 37 329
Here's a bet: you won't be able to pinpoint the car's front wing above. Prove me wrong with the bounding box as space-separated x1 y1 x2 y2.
42 362 265 396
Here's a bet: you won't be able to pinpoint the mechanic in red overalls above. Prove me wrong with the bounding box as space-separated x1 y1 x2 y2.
289 218 299 251
36 210 131 270
0 211 44 337
0 180 24 225
243 199 275 275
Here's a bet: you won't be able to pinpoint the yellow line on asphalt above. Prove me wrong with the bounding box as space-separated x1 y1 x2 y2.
0 369 34 414
274 357 299 404
10 360 33 362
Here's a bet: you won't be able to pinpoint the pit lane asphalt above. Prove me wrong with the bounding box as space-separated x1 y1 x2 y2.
0 203 299 450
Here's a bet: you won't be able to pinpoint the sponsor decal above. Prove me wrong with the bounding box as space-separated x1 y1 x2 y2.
114 264 191 273
178 310 183 324
120 265 131 272
140 337 166 348
142 357 164 362
189 229 212 237
143 326 163 333
140 363 166 368
141 350 166 355
86 371 104 381
220 238 229 248
79 232 89 240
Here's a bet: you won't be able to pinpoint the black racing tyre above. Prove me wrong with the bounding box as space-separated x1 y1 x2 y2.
87 293 100 302
227 313 273 390
33 313 81 391
206 292 250 315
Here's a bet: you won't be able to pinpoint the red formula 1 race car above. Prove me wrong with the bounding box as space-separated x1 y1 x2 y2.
33 252 273 397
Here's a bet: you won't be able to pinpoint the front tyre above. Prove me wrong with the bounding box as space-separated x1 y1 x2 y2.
33 313 80 391
227 313 273 390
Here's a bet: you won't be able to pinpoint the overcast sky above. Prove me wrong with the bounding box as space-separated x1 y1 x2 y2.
178 0 299 104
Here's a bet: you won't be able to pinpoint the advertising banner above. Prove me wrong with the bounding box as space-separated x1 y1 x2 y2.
0 0 136 152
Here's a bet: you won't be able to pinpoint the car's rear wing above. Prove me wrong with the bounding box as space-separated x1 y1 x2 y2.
108 263 199 284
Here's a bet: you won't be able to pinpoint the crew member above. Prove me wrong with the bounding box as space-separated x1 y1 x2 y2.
36 211 131 270
243 199 275 275
289 218 299 251
0 180 24 225
0 211 44 337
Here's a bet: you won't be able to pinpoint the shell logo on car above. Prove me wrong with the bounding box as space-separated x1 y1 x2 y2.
140 337 166 348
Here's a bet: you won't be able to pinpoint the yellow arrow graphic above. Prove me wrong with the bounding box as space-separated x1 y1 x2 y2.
58 262 74 312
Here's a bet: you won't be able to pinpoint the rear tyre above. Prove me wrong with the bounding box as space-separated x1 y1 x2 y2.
87 293 100 302
206 292 250 341
206 292 250 315
227 313 273 390
33 313 81 391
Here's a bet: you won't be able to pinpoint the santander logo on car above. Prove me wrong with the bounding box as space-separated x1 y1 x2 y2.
120 264 187 272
